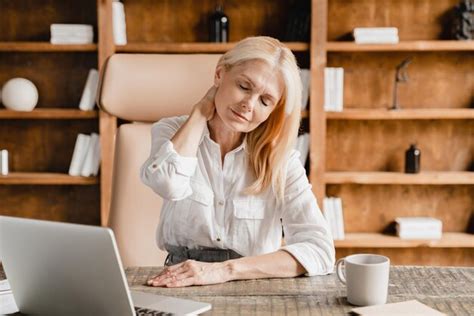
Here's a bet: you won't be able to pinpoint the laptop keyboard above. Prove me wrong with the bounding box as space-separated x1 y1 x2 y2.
134 306 172 316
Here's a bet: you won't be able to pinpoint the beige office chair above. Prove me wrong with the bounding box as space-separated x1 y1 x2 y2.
98 54 221 266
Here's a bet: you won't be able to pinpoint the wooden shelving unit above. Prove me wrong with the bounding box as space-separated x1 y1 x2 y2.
0 0 100 225
323 0 473 266
0 109 98 119
335 232 474 248
0 172 98 185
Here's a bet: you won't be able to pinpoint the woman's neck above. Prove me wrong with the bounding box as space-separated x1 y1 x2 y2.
208 115 244 162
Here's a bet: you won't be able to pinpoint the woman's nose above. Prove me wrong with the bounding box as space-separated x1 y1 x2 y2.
240 95 257 112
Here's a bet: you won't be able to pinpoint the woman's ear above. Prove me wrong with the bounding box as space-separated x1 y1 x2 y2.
214 65 224 87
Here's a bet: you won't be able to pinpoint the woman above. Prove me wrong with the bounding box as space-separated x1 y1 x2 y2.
141 36 335 288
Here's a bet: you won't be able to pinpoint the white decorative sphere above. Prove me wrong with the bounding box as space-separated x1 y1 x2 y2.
1 78 39 111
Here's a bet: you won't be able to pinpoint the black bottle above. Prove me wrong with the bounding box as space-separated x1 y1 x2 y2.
405 144 421 173
209 5 229 43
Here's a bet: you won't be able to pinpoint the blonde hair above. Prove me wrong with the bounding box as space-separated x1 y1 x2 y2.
216 36 303 201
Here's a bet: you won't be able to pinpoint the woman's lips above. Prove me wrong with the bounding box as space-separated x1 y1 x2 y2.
231 109 249 122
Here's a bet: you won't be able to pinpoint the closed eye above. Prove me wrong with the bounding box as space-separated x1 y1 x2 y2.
260 97 269 106
239 84 250 91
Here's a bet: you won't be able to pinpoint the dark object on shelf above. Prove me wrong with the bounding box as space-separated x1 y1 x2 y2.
284 2 311 42
450 0 474 40
209 5 229 43
405 144 421 174
390 58 412 110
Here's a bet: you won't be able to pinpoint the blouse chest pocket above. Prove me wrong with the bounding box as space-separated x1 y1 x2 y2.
231 199 266 253
233 199 266 219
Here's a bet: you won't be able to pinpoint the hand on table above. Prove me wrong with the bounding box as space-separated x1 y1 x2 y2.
147 259 232 288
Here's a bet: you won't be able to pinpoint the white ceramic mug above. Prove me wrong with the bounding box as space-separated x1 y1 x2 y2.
336 254 390 306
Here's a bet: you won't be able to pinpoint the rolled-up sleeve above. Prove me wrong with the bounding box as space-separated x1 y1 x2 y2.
280 150 335 276
140 116 198 201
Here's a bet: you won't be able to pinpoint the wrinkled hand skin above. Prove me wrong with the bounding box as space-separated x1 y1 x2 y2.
193 86 217 121
147 259 232 288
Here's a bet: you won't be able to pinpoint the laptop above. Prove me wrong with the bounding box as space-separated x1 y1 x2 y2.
0 216 211 315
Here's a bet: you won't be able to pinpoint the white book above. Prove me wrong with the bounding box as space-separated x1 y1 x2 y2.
79 69 99 111
113 1 128 45
295 133 310 166
324 68 330 111
51 29 94 37
68 134 91 176
334 197 345 240
299 69 310 110
398 231 442 240
331 68 338 111
329 197 340 240
323 198 334 237
51 24 94 32
324 68 337 111
80 133 99 177
50 37 94 45
335 68 344 112
353 27 398 36
91 135 101 176
395 217 442 229
355 35 399 44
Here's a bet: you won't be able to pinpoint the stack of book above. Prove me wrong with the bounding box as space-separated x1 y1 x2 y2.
69 133 101 177
395 217 443 240
323 197 345 240
294 133 310 166
112 1 128 45
78 69 99 111
299 69 310 110
353 27 399 44
50 24 93 44
324 67 344 112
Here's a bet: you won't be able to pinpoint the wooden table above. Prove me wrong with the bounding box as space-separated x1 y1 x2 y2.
125 266 474 315
2 265 473 315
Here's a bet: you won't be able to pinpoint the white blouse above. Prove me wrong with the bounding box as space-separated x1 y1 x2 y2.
140 116 335 276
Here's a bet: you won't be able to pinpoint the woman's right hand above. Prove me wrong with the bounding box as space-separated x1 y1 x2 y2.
192 86 217 121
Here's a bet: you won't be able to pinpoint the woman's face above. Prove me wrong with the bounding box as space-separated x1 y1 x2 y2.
214 59 284 133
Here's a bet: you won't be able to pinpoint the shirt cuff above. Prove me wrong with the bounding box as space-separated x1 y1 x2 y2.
148 140 198 177
280 243 324 277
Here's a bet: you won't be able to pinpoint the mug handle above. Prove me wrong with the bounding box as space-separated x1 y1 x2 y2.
336 258 346 284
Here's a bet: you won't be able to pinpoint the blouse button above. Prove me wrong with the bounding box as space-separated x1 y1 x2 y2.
216 237 221 242
152 164 157 168
218 201 224 206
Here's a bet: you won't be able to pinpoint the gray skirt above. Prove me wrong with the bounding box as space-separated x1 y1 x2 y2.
164 245 243 266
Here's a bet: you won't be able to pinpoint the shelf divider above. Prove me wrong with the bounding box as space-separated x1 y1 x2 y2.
325 171 474 185
0 172 98 185
335 232 474 248
0 109 98 119
327 40 474 52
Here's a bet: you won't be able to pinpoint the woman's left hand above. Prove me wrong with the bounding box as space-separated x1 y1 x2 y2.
147 259 233 287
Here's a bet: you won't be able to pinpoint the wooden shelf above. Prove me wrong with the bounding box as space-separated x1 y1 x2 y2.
326 40 474 52
0 172 98 185
116 42 309 53
0 109 98 119
335 232 474 248
0 42 97 52
325 172 474 185
326 108 474 120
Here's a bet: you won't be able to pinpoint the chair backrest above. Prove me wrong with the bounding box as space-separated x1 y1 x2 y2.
98 54 221 266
